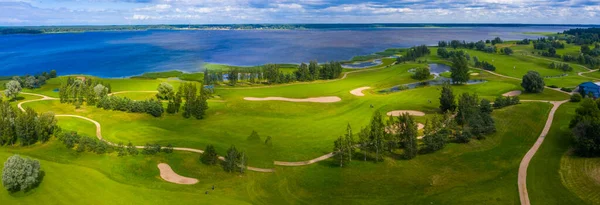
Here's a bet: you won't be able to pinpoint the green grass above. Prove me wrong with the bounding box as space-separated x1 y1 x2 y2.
527 102 590 205
1 102 552 204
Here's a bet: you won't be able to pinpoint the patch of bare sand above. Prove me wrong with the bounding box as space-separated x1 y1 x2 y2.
350 87 371 96
502 90 522 97
470 73 480 76
157 163 198 185
386 110 426 117
244 96 341 103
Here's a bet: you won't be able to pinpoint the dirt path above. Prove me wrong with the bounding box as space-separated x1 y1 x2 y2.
157 163 199 185
244 96 341 103
517 100 568 205
350 87 371 96
578 69 600 80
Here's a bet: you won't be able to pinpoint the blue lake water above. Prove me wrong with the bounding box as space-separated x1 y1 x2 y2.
0 25 578 77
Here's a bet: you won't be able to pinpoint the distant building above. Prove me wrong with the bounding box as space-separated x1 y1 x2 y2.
578 82 600 98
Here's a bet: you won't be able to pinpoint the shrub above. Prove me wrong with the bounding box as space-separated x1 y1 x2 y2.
143 143 161 155
548 85 559 88
200 145 219 165
127 142 138 155
571 93 583 102
163 144 174 153
2 155 41 192
411 67 430 80
561 87 573 92
247 130 261 142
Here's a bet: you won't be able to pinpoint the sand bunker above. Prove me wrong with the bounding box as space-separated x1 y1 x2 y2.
350 87 371 96
502 90 522 97
244 96 341 103
157 163 198 185
386 110 426 117
470 73 480 76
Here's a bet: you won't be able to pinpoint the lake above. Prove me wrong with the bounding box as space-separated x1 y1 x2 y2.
0 25 578 77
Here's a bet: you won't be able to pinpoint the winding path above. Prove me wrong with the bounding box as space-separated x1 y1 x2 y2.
517 100 568 205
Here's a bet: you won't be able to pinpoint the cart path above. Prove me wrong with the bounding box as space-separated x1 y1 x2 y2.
517 100 569 205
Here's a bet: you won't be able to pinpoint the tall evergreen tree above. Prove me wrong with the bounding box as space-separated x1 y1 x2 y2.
450 53 470 84
439 82 457 112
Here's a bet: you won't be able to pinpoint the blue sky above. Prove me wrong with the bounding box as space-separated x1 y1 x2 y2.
1 0 600 25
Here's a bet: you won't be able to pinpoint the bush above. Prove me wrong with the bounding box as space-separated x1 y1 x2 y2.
411 67 431 80
163 144 174 153
571 93 583 102
143 143 161 155
247 130 261 142
2 155 41 192
561 87 573 92
494 96 520 109
521 71 545 93
200 145 219 165
548 85 559 88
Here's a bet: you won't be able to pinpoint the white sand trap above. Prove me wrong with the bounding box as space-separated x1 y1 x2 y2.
157 163 198 185
470 73 480 76
244 96 341 103
386 110 426 117
502 90 522 97
350 87 371 96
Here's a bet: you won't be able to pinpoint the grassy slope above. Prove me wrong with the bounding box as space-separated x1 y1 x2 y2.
1 102 551 204
527 102 586 204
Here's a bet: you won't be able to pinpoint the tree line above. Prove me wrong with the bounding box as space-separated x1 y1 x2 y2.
58 130 173 156
438 38 499 53
96 96 164 117
161 82 209 119
0 100 57 146
203 61 344 86
9 70 57 89
548 62 573 72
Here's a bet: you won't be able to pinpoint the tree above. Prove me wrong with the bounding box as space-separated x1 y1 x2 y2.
16 108 38 146
223 145 239 173
439 82 457 112
399 113 418 159
333 136 349 167
247 130 261 142
228 68 239 86
521 71 545 93
450 53 470 84
4 80 22 100
369 111 386 162
358 126 370 161
36 112 57 142
503 47 513 55
572 118 600 157
201 145 219 165
570 98 600 128
295 63 311 82
308 61 319 80
2 155 41 192
344 124 354 162
156 82 174 100
412 67 430 80
49 70 57 78
127 142 138 155
571 93 583 102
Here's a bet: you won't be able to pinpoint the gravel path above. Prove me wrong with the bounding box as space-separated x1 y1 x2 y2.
517 100 568 205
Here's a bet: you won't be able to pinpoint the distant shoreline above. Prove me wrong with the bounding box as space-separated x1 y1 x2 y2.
0 23 592 35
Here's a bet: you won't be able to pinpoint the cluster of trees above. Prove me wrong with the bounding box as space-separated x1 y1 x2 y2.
540 47 559 58
411 67 431 80
440 83 496 140
58 77 112 108
294 61 343 82
2 155 42 192
438 37 503 50
562 53 600 69
204 61 344 86
96 96 164 117
500 47 513 55
516 39 531 45
8 70 57 90
569 98 600 157
521 71 545 93
563 28 600 45
493 96 520 109
396 45 430 63
533 38 565 50
58 130 173 156
548 62 573 72
0 102 57 146
581 44 600 57
200 144 249 173
166 82 209 119
474 60 496 71
246 130 272 146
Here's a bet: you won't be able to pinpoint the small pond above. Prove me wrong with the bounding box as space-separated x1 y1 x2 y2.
342 59 382 69
380 63 487 93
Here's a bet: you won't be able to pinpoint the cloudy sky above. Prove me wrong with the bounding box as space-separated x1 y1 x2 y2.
1 0 600 26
